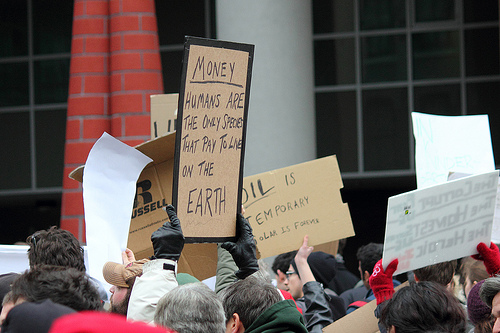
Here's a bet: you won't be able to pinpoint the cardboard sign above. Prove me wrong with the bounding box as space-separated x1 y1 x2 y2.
382 171 499 275
173 37 254 242
242 156 355 259
412 112 495 189
323 282 408 333
69 133 218 281
151 94 178 139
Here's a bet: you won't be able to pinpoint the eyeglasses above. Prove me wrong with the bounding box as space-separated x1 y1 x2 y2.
285 271 297 279
27 231 42 248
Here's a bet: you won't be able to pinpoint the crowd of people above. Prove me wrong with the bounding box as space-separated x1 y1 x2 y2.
1 204 500 333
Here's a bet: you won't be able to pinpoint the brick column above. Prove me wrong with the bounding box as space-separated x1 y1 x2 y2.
62 0 110 242
61 0 163 242
109 0 163 147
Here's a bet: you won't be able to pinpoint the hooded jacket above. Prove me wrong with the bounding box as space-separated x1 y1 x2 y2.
245 299 308 333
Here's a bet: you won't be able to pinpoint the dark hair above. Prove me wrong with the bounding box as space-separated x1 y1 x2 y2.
271 251 297 275
460 257 489 285
356 243 383 275
27 226 86 272
413 260 457 286
380 281 467 333
10 265 103 311
221 275 281 329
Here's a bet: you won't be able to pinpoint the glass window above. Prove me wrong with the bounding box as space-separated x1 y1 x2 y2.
0 111 31 190
0 2 28 57
32 0 73 55
363 88 409 171
467 82 500 163
156 0 207 46
464 0 498 23
465 28 500 76
34 59 70 104
415 0 455 22
35 109 66 188
413 31 460 80
414 84 461 116
315 91 358 172
161 51 183 93
313 0 354 33
0 62 29 107
359 0 405 31
314 38 355 86
361 35 406 83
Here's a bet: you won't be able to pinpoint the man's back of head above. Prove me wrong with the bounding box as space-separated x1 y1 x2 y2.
26 227 85 272
154 282 225 333
10 265 102 311
413 260 457 286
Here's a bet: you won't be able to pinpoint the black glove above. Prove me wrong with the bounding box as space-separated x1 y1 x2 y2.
151 205 184 261
221 214 259 279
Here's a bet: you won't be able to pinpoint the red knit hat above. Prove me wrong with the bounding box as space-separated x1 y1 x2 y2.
49 311 176 333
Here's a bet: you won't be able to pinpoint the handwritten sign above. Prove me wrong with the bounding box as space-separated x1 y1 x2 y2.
382 171 499 275
151 94 178 139
412 112 495 189
243 156 355 258
173 37 254 242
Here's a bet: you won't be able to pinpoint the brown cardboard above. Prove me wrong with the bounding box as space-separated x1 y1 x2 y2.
69 132 218 281
172 37 254 242
150 94 178 139
322 281 409 333
242 156 355 259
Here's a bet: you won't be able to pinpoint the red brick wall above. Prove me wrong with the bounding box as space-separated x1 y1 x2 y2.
61 0 163 242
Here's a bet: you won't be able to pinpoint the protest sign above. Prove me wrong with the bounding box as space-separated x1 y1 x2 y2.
412 112 495 189
173 37 254 242
151 93 178 139
382 171 499 275
243 156 354 259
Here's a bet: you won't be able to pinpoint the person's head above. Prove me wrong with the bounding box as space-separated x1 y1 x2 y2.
102 259 147 316
480 276 500 333
468 280 493 333
286 251 337 299
9 265 103 311
1 299 75 333
0 291 16 327
381 281 467 333
356 243 383 289
271 251 296 291
460 257 489 298
221 275 282 333
154 282 225 333
26 227 85 272
413 260 457 287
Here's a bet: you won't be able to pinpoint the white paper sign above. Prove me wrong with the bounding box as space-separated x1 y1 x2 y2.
83 133 152 290
383 171 499 275
412 112 495 189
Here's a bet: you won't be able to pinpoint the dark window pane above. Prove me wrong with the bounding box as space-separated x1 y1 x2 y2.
314 38 355 86
35 109 66 188
467 82 500 162
315 91 358 172
361 35 406 83
313 0 354 33
465 28 500 76
0 2 28 57
415 0 455 22
464 0 498 23
33 0 73 54
413 31 460 80
359 0 405 31
161 51 183 93
156 0 206 45
414 84 461 115
34 59 70 104
0 62 29 107
363 88 409 171
0 112 31 190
